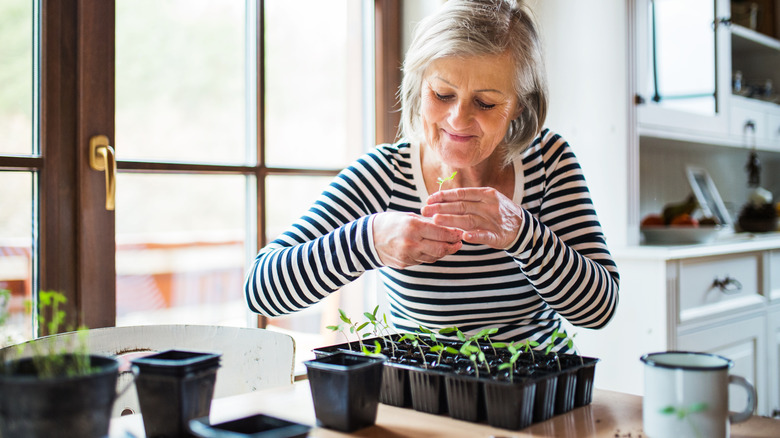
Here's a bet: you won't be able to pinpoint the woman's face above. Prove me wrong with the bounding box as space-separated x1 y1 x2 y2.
420 52 521 169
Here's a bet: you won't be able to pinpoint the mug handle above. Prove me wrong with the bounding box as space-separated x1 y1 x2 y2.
728 375 756 424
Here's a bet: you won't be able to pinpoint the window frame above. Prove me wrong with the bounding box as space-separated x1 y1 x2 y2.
0 0 402 335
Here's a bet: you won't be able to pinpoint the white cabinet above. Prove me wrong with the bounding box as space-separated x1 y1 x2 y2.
636 0 780 150
574 243 779 417
677 314 765 414
769 306 780 418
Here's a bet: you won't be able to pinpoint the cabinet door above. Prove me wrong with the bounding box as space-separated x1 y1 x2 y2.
635 0 731 138
677 315 767 415
769 307 780 418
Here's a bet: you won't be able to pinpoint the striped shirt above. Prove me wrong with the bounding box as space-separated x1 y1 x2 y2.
245 129 619 352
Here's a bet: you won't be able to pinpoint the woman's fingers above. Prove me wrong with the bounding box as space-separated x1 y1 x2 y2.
422 187 523 249
372 212 463 269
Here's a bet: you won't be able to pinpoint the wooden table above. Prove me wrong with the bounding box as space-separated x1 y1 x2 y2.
110 381 780 437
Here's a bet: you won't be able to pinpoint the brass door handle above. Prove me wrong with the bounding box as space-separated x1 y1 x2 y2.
89 135 116 211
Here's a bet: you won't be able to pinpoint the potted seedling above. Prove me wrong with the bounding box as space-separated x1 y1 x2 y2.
483 342 538 430
0 291 123 438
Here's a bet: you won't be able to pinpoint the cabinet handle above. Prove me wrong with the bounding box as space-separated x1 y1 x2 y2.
711 276 742 294
89 135 116 211
713 17 732 30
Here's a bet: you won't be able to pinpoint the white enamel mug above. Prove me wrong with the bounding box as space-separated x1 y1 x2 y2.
640 351 756 438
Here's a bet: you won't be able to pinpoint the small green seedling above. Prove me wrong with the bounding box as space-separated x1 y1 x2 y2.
497 341 523 382
544 328 568 372
475 327 500 356
436 171 457 191
326 308 370 352
429 344 459 367
520 339 540 363
398 332 429 369
361 340 383 357
325 322 351 350
363 306 396 356
458 340 484 378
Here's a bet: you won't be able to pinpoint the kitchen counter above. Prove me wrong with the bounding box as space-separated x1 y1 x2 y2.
110 381 780 437
616 230 780 260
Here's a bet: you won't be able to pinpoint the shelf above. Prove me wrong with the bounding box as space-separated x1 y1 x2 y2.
731 24 780 53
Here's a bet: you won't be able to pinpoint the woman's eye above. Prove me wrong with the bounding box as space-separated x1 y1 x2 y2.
434 92 453 101
476 100 496 110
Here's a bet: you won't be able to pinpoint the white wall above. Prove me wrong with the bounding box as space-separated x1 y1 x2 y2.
532 0 630 247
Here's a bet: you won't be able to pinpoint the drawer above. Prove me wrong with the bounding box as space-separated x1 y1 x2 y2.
677 253 762 322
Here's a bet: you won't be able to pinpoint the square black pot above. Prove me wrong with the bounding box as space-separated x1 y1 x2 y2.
304 352 386 432
132 350 221 438
483 377 537 430
531 373 558 423
574 357 599 407
189 413 310 438
444 373 485 422
407 366 448 415
380 362 412 407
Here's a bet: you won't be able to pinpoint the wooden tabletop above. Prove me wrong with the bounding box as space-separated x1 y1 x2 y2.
110 381 780 437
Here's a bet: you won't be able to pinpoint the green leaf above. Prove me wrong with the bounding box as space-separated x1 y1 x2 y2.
338 309 350 324
688 402 708 413
492 342 507 349
456 331 467 342
659 406 676 415
363 312 376 322
498 363 512 370
445 346 458 354
438 326 457 335
326 325 339 331
357 321 369 331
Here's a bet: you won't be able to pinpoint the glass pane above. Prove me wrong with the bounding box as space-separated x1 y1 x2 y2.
0 172 34 345
651 0 716 114
115 174 249 327
263 175 374 373
115 0 248 164
0 0 34 155
264 0 368 169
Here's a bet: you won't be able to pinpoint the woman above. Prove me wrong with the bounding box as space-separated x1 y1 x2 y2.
245 0 619 352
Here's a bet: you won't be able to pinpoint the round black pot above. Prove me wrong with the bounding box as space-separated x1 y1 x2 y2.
0 354 119 438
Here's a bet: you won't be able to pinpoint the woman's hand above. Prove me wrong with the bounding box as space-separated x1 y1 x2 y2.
421 187 524 249
373 212 464 269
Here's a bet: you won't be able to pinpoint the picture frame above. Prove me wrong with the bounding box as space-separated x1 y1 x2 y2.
685 165 731 227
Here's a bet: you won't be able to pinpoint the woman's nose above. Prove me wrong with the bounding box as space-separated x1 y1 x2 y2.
447 100 473 129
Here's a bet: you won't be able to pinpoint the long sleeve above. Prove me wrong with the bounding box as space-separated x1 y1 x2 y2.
244 146 402 317
505 131 619 329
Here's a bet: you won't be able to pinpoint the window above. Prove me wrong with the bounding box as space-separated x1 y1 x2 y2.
0 0 402 353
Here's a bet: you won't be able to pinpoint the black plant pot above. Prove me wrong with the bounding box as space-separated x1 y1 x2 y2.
574 357 599 407
380 363 412 407
444 373 484 422
189 413 310 438
532 373 558 423
0 354 119 438
304 352 386 432
407 366 448 415
132 349 222 438
483 377 537 430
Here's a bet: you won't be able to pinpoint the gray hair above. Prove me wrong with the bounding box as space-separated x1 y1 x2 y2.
399 0 548 165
